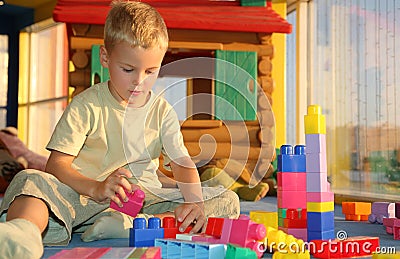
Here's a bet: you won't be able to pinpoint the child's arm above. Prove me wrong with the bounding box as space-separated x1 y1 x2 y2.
170 157 206 234
46 150 139 206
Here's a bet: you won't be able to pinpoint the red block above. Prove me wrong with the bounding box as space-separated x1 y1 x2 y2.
162 216 192 238
205 217 224 238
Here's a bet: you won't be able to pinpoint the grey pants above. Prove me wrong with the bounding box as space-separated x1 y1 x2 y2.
0 169 240 246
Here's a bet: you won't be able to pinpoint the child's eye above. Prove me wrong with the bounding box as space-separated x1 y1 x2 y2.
122 68 133 73
146 70 156 75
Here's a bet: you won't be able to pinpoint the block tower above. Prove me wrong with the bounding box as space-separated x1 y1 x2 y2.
304 105 335 241
277 144 308 241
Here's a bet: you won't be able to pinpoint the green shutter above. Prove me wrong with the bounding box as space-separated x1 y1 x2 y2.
215 50 257 121
91 45 109 85
240 0 266 7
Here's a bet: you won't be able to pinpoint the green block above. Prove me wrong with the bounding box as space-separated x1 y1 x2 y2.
91 45 110 85
225 244 258 259
215 50 257 121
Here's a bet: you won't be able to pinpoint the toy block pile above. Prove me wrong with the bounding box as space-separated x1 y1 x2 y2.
383 203 400 240
368 202 395 224
304 105 335 241
277 144 308 241
48 247 161 259
341 202 371 221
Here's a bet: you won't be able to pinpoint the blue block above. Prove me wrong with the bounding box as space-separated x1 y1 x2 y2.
307 230 335 241
307 212 335 231
155 239 168 258
278 145 306 172
167 240 182 259
129 217 164 247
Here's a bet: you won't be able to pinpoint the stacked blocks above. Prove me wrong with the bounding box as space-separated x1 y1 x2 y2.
342 202 371 221
382 202 400 240
110 189 145 218
277 144 307 240
305 105 335 241
129 217 164 247
175 215 266 258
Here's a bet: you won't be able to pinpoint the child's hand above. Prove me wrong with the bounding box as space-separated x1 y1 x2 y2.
91 168 140 206
174 202 206 234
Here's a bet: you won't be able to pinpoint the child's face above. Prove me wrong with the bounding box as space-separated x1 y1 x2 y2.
100 42 165 107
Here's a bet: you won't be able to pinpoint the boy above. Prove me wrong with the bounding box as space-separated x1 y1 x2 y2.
0 1 239 258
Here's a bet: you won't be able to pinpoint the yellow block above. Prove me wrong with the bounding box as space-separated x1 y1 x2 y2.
250 211 278 230
304 105 326 134
307 201 334 212
273 251 310 259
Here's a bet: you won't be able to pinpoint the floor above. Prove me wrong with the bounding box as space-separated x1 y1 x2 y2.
36 196 400 258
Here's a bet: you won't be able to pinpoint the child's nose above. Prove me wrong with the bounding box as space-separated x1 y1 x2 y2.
132 72 147 85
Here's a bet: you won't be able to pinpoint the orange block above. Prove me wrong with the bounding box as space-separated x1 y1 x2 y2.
342 202 371 215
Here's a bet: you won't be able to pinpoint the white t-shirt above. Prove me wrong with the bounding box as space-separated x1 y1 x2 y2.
46 82 189 188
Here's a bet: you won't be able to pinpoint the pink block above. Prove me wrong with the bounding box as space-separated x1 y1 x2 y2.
394 227 400 240
305 134 326 154
306 153 327 173
49 248 111 259
277 172 306 191
110 189 145 217
278 191 306 209
219 218 233 244
307 191 334 202
306 172 328 192
287 228 308 241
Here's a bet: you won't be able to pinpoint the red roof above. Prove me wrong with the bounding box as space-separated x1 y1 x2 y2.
53 0 292 34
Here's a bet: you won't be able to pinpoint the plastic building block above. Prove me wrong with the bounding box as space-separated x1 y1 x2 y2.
307 202 334 213
342 202 371 221
265 227 310 257
307 212 334 232
305 134 326 154
48 248 111 259
305 153 327 173
369 202 395 224
205 217 225 238
162 216 192 238
125 247 161 259
306 192 334 203
396 202 400 218
154 238 225 259
225 243 258 259
306 172 328 192
229 216 266 258
100 247 135 258
272 251 310 259
383 217 396 234
277 172 306 191
277 191 307 209
307 230 335 241
110 189 145 218
310 236 380 258
304 105 326 134
283 218 307 228
286 228 308 242
278 145 306 172
250 211 278 230
129 217 164 247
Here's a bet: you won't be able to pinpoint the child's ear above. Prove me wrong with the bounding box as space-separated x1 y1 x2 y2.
99 46 109 68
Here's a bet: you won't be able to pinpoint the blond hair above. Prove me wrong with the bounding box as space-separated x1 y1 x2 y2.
104 1 169 52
